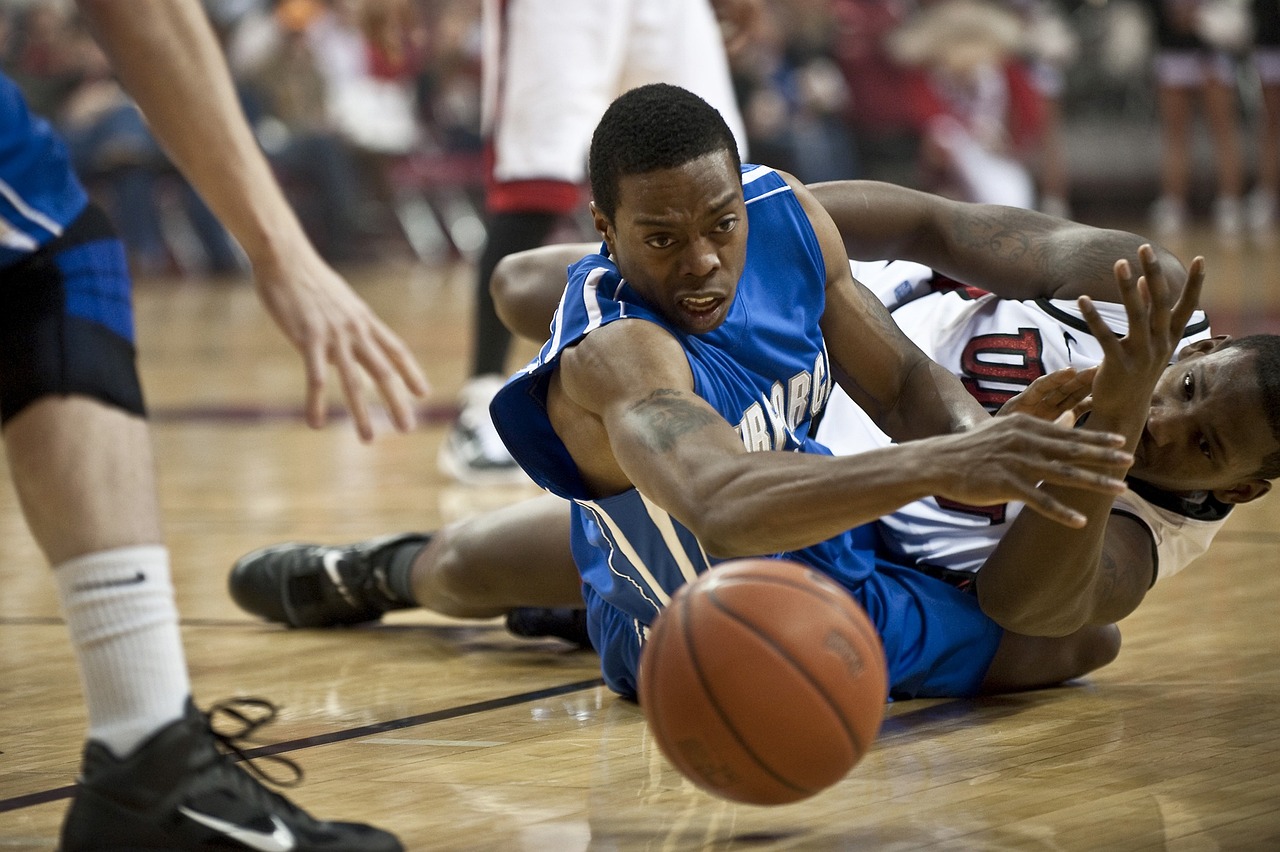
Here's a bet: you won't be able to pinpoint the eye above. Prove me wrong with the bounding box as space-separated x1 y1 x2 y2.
646 235 675 249
1182 371 1194 400
713 216 739 234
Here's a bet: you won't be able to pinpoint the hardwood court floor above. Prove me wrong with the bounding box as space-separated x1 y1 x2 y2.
1 226 1278 850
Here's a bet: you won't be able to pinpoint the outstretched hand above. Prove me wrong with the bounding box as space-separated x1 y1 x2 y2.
920 413 1132 528
254 249 431 442
1078 245 1206 423
997 365 1097 425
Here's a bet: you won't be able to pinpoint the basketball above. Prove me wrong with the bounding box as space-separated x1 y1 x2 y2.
638 558 888 806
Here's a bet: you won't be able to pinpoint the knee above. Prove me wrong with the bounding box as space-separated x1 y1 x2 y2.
1071 623 1122 677
416 519 507 619
418 523 477 617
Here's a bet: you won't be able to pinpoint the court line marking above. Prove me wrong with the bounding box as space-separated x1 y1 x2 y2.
0 677 605 814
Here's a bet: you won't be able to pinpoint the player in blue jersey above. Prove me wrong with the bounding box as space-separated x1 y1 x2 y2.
231 84 1170 705
476 84 1194 700
2 1 423 849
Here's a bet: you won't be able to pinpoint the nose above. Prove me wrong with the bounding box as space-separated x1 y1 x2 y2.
1145 406 1186 448
680 236 721 279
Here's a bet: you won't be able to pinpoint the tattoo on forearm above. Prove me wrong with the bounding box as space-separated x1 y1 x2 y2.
952 208 1147 291
952 209 1033 262
632 389 721 452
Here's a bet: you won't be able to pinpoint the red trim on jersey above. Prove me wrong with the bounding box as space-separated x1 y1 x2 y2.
487 177 582 214
484 9 583 217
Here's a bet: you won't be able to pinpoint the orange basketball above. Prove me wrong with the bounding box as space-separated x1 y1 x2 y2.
638 558 888 806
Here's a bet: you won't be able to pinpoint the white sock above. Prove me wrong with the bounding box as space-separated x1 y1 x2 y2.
54 545 191 757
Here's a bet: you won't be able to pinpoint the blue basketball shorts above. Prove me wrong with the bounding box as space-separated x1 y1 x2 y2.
0 203 144 423
585 547 1004 702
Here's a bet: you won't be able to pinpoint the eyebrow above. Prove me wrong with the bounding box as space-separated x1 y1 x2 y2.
632 189 740 227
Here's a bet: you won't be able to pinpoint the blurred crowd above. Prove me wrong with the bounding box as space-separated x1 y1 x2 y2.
3 0 1278 276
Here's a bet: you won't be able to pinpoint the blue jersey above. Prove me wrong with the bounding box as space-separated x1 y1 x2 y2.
492 165 878 632
1 72 89 269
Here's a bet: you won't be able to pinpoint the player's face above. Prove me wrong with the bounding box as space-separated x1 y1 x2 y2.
593 151 748 335
1133 344 1276 495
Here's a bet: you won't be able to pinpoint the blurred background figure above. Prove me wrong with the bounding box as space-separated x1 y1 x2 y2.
731 0 858 184
8 0 240 275
888 0 1045 209
1014 0 1081 218
225 0 378 263
1248 0 1280 242
1144 0 1251 242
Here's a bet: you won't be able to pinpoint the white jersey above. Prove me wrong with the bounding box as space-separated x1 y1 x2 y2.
481 0 746 185
816 259 1226 585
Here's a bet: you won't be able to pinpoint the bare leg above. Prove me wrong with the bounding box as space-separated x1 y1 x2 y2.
412 494 582 618
980 624 1121 694
5 397 161 564
1202 74 1245 201
1157 84 1195 207
4 395 190 754
1259 82 1280 198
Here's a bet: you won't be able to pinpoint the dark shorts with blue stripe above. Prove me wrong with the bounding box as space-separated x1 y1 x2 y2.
0 203 144 424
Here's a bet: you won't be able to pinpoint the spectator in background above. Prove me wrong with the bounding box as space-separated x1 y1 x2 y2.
1144 0 1249 241
733 0 858 183
828 0 918 183
13 2 239 274
1015 0 1081 218
228 0 373 263
1248 0 1280 241
889 0 1045 209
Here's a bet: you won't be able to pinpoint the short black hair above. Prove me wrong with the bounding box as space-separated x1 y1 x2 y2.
1218 334 1280 480
588 83 741 220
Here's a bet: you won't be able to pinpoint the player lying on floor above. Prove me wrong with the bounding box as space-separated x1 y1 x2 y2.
231 172 1272 693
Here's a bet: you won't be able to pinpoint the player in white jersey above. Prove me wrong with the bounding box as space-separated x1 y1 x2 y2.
229 180 1277 677
818 257 1221 587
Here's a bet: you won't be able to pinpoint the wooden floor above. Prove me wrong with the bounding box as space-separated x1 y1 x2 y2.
1 224 1279 850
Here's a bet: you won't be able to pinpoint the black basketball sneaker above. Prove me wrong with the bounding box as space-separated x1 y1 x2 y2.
59 698 402 851
505 607 594 650
229 534 429 628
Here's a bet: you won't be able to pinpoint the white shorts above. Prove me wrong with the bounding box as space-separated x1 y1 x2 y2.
1154 49 1237 88
1256 49 1280 87
482 0 747 203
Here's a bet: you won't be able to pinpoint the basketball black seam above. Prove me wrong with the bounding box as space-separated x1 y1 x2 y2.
679 592 813 796
715 572 886 692
706 578 874 762
723 572 885 665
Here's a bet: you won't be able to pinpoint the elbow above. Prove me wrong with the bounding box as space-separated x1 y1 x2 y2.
686 502 770 560
490 256 553 342
977 586 1089 638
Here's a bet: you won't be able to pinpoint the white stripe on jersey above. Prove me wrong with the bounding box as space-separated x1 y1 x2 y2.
547 264 608 360
639 491 706 585
741 165 773 185
0 176 64 239
0 212 39 251
578 499 672 610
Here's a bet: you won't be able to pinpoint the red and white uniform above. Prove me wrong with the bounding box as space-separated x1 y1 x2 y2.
817 259 1224 584
480 0 747 215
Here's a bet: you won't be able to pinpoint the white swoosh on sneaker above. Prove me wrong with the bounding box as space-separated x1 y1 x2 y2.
178 807 297 851
322 549 358 607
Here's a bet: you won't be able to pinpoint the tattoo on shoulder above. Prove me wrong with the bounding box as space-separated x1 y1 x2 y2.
632 389 721 452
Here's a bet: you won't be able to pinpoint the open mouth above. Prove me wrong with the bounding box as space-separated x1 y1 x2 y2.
679 295 725 328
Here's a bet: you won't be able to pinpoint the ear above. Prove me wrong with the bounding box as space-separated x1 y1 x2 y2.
1213 478 1271 505
1175 334 1231 360
589 202 614 252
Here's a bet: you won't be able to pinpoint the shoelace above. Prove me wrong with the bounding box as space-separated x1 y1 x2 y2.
205 698 304 788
